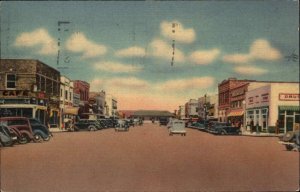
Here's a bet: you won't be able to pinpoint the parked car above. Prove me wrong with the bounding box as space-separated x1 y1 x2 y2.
209 122 240 135
278 130 300 151
115 119 129 132
206 122 230 133
168 119 186 136
188 122 206 130
28 118 52 142
0 117 35 144
159 118 169 126
0 124 17 147
74 119 100 131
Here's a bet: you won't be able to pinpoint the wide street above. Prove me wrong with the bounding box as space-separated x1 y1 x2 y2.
1 122 299 192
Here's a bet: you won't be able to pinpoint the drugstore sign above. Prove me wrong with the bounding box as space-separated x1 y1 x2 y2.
279 93 300 101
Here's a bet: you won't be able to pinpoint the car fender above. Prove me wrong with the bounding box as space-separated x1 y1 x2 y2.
18 130 34 140
33 129 48 139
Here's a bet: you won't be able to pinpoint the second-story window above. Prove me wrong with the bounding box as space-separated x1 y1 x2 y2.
6 74 16 89
65 90 68 100
69 92 72 101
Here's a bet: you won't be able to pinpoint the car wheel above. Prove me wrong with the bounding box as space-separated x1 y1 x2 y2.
33 133 43 143
88 125 96 131
285 145 294 151
18 133 29 144
43 135 51 141
282 131 295 142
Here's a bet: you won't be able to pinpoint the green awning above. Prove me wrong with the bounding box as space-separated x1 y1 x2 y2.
279 106 300 111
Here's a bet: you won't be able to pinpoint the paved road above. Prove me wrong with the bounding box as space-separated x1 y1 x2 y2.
1 123 299 192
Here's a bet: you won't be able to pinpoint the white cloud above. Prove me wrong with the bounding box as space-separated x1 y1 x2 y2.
234 66 268 75
109 77 149 89
159 76 215 91
222 54 250 64
249 39 282 61
150 39 185 62
160 20 196 44
189 49 220 65
223 39 282 64
94 61 143 73
14 28 58 55
65 32 107 58
115 46 146 58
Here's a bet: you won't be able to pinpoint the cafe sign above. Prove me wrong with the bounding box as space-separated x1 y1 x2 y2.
279 93 300 101
0 90 31 97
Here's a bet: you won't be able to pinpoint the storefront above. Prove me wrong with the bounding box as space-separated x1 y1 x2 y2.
245 83 299 133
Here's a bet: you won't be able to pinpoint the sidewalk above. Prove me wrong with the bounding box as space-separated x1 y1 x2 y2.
50 128 68 133
241 131 283 137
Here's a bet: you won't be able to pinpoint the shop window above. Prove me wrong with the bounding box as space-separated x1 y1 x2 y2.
295 115 300 124
286 111 294 116
6 74 16 89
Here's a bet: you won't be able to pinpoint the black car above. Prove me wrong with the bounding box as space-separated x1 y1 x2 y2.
0 124 17 147
74 119 100 131
29 118 52 142
159 118 169 126
209 123 240 135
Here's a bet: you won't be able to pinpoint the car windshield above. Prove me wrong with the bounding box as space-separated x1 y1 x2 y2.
29 119 41 125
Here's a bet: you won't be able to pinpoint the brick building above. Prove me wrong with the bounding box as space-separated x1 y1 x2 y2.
0 59 60 126
72 80 90 118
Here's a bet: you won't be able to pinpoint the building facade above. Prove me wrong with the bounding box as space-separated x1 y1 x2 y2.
73 80 90 118
185 99 198 118
245 83 299 134
105 94 118 118
60 76 74 129
89 91 106 116
0 59 60 126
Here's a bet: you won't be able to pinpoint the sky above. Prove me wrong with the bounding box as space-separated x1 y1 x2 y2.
1 1 299 111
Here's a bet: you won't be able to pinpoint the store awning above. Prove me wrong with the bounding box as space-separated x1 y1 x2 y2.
64 107 79 115
227 110 244 117
279 106 300 112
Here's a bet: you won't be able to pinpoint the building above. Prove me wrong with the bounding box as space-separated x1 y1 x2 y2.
73 80 90 118
60 76 74 129
198 94 218 121
89 91 106 116
245 82 299 134
105 94 118 118
185 99 198 118
132 110 174 121
218 78 255 122
177 105 186 119
0 59 60 126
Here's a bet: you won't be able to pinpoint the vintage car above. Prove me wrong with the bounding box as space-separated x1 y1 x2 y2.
115 119 129 132
29 118 52 142
210 125 240 135
159 117 169 126
0 117 35 144
74 119 100 131
206 122 230 133
188 122 206 130
278 130 300 151
0 124 17 147
168 119 186 136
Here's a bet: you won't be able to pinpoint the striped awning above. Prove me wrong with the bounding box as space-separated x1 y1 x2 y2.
227 110 244 117
279 106 300 111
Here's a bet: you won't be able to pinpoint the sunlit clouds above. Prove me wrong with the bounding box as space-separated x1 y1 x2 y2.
14 28 58 55
65 32 107 58
93 61 143 73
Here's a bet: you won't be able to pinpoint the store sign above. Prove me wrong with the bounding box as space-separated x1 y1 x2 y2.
0 90 30 97
279 93 300 101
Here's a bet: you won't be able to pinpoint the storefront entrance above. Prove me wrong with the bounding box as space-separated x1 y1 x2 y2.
278 106 300 133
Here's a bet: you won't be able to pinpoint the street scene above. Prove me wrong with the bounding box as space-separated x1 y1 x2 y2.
0 1 299 192
1 122 299 192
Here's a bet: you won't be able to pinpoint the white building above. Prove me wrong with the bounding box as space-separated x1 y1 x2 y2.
60 76 74 129
186 99 198 118
198 94 219 120
105 94 118 118
245 82 299 133
178 105 186 119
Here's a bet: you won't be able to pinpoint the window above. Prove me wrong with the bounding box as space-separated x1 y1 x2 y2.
65 90 68 100
61 89 63 97
6 74 16 89
69 92 72 101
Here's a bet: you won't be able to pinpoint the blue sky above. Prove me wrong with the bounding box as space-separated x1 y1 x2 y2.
1 1 299 110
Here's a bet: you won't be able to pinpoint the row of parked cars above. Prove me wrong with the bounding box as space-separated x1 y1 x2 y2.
67 118 143 132
187 120 241 135
0 116 53 148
